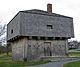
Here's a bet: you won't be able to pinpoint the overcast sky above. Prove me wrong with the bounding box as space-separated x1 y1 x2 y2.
0 0 80 41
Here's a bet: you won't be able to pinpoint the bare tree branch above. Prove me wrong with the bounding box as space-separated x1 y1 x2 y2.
0 24 7 45
0 24 6 36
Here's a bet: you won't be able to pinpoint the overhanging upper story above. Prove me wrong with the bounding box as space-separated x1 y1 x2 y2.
7 4 74 42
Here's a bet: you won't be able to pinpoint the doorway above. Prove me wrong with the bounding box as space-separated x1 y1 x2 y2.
44 42 52 56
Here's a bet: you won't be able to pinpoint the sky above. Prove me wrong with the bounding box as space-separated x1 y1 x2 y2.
0 0 80 41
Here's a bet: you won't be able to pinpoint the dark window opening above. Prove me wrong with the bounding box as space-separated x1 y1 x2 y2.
11 29 13 34
47 25 53 29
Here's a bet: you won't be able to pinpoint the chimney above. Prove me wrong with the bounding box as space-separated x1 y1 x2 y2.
47 3 52 14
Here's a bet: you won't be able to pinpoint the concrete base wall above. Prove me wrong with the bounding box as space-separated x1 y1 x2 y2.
11 37 68 61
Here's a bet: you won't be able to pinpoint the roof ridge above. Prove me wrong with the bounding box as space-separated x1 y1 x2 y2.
20 9 72 18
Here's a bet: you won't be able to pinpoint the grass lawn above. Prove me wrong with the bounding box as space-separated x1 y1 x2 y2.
64 51 80 67
68 52 80 57
64 61 80 67
0 53 49 67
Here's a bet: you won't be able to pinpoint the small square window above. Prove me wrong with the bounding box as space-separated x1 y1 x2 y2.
47 25 53 29
11 29 13 34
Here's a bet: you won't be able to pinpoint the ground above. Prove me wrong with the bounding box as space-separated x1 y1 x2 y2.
64 61 80 67
0 50 80 67
0 53 49 67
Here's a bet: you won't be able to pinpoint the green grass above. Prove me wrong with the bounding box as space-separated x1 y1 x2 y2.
68 52 80 57
64 51 80 67
64 61 80 67
0 53 49 67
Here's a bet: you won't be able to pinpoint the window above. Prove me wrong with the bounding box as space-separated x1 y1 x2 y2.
47 25 53 29
11 29 13 34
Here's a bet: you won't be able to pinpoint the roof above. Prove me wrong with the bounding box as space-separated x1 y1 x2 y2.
8 9 73 25
20 9 73 18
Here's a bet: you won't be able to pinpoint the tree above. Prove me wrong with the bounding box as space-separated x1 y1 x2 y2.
0 24 6 36
0 23 7 54
68 40 79 49
0 24 7 45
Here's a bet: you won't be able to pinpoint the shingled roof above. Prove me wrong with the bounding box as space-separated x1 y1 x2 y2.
20 9 72 18
8 9 73 26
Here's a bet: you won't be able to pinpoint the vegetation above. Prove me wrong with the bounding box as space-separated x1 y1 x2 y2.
0 53 49 67
68 52 80 57
64 61 80 67
64 51 80 67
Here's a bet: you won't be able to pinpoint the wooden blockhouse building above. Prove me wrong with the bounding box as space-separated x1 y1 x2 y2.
7 4 74 61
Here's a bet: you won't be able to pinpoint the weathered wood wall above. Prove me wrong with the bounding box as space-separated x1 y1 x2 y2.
20 12 74 38
7 13 21 41
11 37 68 61
12 37 27 61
